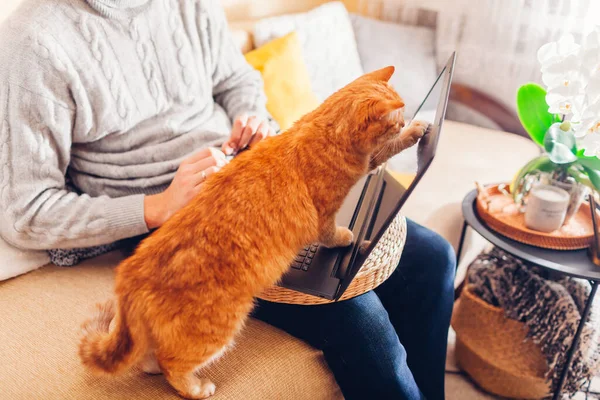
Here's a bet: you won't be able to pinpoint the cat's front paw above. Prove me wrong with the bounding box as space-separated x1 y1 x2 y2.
334 227 354 247
401 120 429 147
320 226 354 248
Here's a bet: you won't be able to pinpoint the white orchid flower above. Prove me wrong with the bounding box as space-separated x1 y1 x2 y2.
572 28 600 138
538 34 580 67
544 75 586 116
573 96 600 137
538 34 583 117
537 28 600 156
579 131 600 157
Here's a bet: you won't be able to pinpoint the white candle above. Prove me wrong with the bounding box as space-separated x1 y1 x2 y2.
525 185 570 233
534 188 569 203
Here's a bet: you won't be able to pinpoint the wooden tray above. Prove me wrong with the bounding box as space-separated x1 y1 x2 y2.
476 184 595 250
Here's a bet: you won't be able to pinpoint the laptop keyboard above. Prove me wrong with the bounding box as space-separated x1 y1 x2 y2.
291 244 319 271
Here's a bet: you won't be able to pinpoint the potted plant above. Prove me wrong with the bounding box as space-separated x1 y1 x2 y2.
514 30 600 218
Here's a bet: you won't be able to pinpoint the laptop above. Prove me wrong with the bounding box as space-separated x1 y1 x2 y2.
278 53 456 300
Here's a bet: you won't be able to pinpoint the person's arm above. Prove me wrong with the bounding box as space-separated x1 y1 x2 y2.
0 87 233 250
203 2 280 154
205 1 270 122
0 34 154 250
0 86 151 250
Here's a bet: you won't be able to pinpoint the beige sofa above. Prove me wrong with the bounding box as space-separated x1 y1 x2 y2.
0 1 540 399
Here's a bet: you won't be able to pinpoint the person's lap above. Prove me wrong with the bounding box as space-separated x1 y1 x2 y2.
252 219 456 400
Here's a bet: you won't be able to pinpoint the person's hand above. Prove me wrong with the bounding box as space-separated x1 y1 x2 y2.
144 148 228 229
222 114 276 156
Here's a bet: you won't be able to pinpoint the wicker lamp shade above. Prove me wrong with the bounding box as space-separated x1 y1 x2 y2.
257 215 408 305
452 287 551 399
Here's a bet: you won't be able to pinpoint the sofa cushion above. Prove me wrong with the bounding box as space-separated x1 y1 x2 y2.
349 14 438 118
245 32 320 131
0 236 49 281
0 250 342 399
253 1 363 101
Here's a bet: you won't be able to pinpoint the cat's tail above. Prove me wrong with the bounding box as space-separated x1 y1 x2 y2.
78 299 147 375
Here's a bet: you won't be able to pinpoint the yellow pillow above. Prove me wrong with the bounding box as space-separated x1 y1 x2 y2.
245 32 320 131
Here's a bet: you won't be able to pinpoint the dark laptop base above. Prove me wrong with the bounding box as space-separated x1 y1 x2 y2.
277 169 405 300
277 170 382 299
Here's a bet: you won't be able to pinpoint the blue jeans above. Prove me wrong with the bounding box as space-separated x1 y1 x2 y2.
252 219 456 400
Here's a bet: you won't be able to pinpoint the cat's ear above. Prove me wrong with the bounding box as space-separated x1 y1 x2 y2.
363 66 395 82
372 99 405 119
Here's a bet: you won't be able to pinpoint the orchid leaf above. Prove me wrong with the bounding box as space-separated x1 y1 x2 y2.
568 165 597 191
582 165 600 192
516 83 557 146
568 165 588 181
577 156 600 171
544 123 578 164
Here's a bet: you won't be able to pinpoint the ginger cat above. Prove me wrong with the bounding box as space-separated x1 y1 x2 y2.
79 66 428 399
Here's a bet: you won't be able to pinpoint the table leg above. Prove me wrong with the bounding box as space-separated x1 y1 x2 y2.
552 280 598 400
456 220 468 267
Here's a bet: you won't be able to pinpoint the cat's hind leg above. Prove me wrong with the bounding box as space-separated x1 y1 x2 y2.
158 358 217 399
139 350 162 375
156 340 230 399
149 292 249 398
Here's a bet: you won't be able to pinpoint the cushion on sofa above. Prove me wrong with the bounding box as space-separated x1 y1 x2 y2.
253 1 363 101
245 32 320 131
0 237 49 281
0 250 342 399
350 14 438 118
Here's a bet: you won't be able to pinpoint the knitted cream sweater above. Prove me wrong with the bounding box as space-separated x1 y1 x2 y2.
0 0 268 250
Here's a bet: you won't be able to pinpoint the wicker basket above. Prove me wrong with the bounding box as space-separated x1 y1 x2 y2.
452 286 551 399
257 215 407 305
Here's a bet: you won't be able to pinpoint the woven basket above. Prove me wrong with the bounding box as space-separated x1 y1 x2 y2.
452 286 551 399
257 215 407 305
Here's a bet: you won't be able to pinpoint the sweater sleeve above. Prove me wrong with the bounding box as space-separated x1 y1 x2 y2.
0 46 149 250
205 1 270 121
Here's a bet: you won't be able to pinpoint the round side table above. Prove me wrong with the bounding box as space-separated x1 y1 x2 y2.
458 189 600 400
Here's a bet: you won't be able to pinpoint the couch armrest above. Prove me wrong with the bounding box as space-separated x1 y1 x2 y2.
449 83 529 139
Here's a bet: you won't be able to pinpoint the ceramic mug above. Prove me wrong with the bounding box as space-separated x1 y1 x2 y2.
525 184 570 233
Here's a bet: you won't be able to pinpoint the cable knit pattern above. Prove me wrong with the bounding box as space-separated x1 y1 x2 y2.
163 0 198 103
0 0 268 250
63 5 135 120
128 19 164 110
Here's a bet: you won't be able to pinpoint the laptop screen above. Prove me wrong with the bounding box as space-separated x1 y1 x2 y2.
360 53 455 257
385 60 451 193
333 54 455 300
